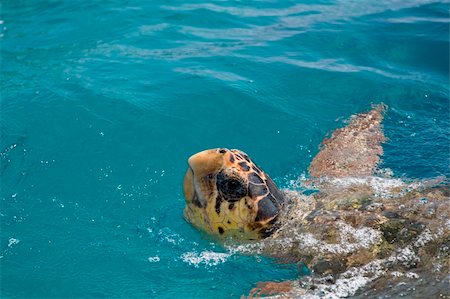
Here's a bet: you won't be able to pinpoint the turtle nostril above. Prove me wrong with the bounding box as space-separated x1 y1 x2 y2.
218 148 227 154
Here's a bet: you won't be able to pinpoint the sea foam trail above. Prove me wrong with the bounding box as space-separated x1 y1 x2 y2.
181 251 231 268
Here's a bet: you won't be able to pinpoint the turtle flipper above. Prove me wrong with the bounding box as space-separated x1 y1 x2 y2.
309 104 387 178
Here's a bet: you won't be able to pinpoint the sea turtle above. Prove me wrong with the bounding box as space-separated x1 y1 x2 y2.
182 105 449 298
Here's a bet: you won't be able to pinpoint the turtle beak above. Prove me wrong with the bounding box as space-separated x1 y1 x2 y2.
188 149 225 179
184 149 222 204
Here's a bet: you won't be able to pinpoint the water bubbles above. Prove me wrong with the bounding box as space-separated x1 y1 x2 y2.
8 238 20 248
40 159 56 166
181 250 231 268
327 176 408 198
99 166 113 180
158 228 184 245
148 256 160 263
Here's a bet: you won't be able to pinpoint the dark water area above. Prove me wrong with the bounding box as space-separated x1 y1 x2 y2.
1 0 449 298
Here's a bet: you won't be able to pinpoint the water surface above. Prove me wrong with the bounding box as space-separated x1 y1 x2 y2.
1 0 449 298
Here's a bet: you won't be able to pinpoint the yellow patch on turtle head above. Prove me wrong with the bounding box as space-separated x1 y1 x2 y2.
183 148 285 240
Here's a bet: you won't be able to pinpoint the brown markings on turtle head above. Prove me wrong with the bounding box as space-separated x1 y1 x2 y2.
232 150 252 162
238 162 250 171
248 171 269 197
241 153 251 162
215 195 223 214
251 165 262 174
234 153 243 161
191 192 204 208
216 171 248 202
249 182 269 198
245 198 253 210
265 176 285 206
254 196 278 222
260 217 279 238
248 172 265 185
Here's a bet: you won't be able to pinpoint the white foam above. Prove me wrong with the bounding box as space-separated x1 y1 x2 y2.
8 238 19 248
298 259 386 299
326 275 370 298
283 222 381 255
181 250 231 267
147 256 160 263
226 242 264 255
157 229 184 245
413 229 433 247
328 176 407 197
337 222 381 249
388 246 420 267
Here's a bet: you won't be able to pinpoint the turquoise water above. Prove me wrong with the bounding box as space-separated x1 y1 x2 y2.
1 1 449 298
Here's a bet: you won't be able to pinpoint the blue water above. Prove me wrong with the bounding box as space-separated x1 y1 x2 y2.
1 1 449 298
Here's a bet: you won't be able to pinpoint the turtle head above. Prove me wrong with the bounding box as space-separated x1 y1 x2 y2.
183 148 284 240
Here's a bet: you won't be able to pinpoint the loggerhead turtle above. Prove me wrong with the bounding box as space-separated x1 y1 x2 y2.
182 104 449 298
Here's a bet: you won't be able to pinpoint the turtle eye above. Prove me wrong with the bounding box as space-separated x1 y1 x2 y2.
217 172 247 202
